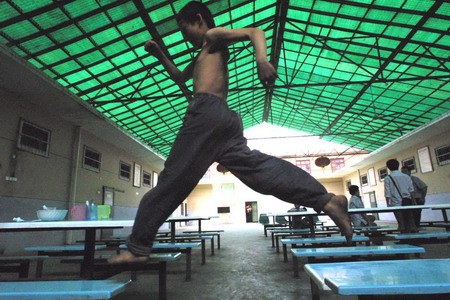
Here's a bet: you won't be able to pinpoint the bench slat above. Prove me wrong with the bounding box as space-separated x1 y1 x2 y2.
291 244 425 257
0 280 131 299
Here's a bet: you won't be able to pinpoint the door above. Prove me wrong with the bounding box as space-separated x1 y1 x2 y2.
364 191 379 220
245 201 258 223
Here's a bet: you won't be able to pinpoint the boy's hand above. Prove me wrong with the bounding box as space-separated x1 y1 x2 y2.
144 40 163 58
257 60 277 87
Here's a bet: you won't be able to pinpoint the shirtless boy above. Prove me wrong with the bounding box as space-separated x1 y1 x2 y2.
109 1 352 264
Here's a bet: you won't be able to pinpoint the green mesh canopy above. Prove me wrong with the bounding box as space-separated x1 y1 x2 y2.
1 0 449 157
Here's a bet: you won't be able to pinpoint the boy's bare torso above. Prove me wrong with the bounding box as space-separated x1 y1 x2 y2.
193 46 229 100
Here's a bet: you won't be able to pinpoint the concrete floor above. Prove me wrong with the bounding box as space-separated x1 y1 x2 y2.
3 222 448 300
110 223 448 300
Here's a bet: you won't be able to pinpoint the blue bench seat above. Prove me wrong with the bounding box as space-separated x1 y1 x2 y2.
281 236 370 262
305 259 450 300
387 231 450 243
291 244 425 277
120 242 201 280
0 280 131 300
0 255 49 278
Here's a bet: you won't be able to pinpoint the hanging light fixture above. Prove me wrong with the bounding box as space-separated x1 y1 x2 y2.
315 156 331 169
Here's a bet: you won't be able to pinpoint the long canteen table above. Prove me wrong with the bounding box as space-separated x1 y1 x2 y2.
304 258 450 299
165 216 212 242
0 220 134 279
276 204 450 236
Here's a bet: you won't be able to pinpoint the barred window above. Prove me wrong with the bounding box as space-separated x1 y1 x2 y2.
435 144 450 166
295 159 311 173
143 171 151 187
402 157 417 173
17 120 51 157
83 146 101 172
361 174 368 186
378 167 388 182
330 158 345 172
119 161 131 180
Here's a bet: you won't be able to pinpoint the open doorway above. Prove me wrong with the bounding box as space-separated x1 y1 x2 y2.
245 201 258 223
364 191 379 220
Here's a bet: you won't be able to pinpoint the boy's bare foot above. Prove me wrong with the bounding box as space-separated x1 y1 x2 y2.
322 195 353 244
108 250 149 264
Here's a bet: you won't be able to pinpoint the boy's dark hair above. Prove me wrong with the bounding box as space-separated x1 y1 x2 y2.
348 185 359 195
177 1 216 29
386 159 400 171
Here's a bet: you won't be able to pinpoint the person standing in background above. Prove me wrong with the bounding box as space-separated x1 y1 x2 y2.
401 165 428 228
384 159 417 233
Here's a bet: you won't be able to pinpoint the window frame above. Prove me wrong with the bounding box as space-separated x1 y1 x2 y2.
119 161 131 181
330 157 345 172
17 119 51 157
83 145 101 172
360 174 369 186
402 156 417 173
143 170 152 187
435 144 450 166
378 167 388 182
295 159 311 174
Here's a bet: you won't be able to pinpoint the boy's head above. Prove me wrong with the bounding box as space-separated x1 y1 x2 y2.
348 185 359 196
177 1 216 29
386 158 400 171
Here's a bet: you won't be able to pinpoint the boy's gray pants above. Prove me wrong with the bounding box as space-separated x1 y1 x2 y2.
128 93 333 256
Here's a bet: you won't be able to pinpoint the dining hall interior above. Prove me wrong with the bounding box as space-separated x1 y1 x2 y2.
0 0 449 299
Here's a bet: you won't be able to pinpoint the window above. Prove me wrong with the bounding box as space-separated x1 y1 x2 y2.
217 207 230 213
402 157 417 173
153 171 159 187
119 161 131 180
83 146 101 172
435 144 450 166
378 167 388 182
17 120 51 157
361 174 368 186
143 171 151 187
330 158 345 172
346 180 351 190
133 163 141 187
295 159 311 173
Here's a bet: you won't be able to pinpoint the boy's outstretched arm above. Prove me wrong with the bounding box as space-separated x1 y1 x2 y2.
144 40 193 84
204 27 277 85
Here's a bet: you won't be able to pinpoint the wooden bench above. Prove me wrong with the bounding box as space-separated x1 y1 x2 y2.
291 244 425 277
281 236 370 262
60 252 181 300
0 256 49 278
304 258 450 300
387 231 450 244
0 279 131 300
24 245 108 277
429 222 450 231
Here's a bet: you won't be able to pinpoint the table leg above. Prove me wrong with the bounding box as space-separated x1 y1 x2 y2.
293 255 299 278
310 278 321 300
308 216 316 237
170 221 176 243
442 209 448 222
80 228 96 279
159 261 167 300
186 248 191 281
198 220 202 232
